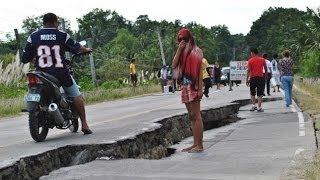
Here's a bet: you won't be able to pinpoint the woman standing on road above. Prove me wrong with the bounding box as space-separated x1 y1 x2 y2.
278 50 294 107
172 28 204 153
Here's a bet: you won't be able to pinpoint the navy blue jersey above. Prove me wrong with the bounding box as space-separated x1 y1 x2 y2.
22 28 81 87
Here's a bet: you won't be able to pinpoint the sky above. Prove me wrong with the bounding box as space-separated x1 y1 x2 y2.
0 0 319 41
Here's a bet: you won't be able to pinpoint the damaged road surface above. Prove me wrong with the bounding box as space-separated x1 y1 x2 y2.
42 101 315 180
0 85 315 179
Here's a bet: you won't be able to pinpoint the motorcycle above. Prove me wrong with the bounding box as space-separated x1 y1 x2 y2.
23 47 91 142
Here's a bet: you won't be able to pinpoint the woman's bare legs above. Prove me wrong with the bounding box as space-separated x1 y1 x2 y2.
189 100 203 152
182 103 197 151
182 101 204 152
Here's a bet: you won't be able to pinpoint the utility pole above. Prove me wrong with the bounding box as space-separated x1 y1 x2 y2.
156 29 166 66
229 46 236 91
87 38 97 87
14 29 21 59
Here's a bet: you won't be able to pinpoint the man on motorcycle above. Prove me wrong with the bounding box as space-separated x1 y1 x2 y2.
21 12 92 134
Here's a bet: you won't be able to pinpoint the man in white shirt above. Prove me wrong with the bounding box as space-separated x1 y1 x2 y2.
262 53 272 96
160 65 168 93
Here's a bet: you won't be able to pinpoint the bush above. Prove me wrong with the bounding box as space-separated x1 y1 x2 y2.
96 58 128 82
101 81 116 89
0 51 30 86
77 77 95 91
101 80 123 90
300 49 320 77
0 53 15 68
0 84 26 99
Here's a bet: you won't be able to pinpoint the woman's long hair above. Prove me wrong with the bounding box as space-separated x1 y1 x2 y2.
175 28 203 89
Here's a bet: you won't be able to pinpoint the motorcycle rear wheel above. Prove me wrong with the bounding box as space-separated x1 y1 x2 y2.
29 110 49 142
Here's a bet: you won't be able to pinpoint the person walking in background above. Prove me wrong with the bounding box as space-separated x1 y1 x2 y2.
278 50 294 107
166 65 175 93
159 65 168 93
262 53 272 96
246 48 268 112
214 62 221 90
271 54 281 92
130 58 137 87
202 58 211 98
172 28 204 153
209 65 215 86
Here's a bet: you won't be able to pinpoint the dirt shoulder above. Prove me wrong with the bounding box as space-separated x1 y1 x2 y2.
293 76 320 179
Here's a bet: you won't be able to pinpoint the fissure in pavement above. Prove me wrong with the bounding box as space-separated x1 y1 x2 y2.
0 98 281 180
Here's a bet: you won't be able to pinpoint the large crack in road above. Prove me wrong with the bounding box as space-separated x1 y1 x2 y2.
0 98 281 180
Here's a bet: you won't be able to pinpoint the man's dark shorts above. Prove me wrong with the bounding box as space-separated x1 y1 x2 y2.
131 74 137 82
214 76 221 84
250 76 265 96
203 78 211 87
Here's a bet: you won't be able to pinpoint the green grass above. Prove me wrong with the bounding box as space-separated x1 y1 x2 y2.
293 77 320 129
84 85 160 104
0 84 161 118
0 97 25 117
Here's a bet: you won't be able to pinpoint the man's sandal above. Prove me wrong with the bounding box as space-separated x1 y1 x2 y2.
81 129 93 135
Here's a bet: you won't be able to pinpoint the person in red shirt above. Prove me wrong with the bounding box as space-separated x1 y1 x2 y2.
246 48 268 112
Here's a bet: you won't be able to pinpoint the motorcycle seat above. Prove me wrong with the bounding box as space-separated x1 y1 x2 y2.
33 71 61 87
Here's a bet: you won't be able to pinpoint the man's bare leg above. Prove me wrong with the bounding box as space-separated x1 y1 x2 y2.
74 96 92 134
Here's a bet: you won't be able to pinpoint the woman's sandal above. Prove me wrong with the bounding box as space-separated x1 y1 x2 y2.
81 128 93 135
188 148 203 153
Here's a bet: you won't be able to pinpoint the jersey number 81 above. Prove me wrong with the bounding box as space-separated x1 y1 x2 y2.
37 45 63 68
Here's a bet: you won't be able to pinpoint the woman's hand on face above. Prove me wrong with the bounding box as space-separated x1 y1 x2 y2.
178 40 187 51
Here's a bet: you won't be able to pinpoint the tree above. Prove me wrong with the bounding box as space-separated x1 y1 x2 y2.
107 28 138 60
22 16 42 34
246 7 311 57
231 34 249 61
210 25 233 65
246 7 320 77
299 8 320 77
22 15 72 35
189 25 217 64
77 9 128 48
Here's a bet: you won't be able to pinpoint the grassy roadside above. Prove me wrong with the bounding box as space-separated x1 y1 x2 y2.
293 77 320 129
0 85 161 118
293 77 320 179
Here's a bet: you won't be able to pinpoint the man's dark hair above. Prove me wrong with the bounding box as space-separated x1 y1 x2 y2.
262 53 268 59
131 58 136 63
43 13 58 26
250 48 258 55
